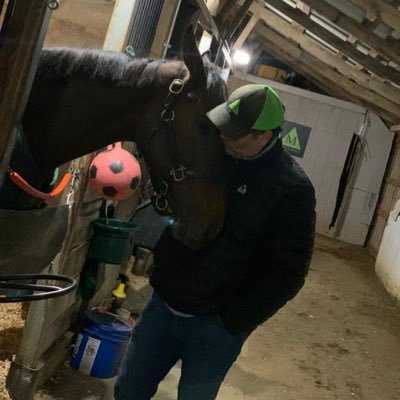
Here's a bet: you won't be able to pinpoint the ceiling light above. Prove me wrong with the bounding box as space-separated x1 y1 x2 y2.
233 50 250 65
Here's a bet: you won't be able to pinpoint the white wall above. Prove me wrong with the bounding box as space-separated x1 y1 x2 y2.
229 74 393 245
376 200 400 300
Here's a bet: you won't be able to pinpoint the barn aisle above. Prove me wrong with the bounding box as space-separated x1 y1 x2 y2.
34 235 400 400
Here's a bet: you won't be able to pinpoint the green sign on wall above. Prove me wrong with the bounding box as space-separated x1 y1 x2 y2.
281 121 311 158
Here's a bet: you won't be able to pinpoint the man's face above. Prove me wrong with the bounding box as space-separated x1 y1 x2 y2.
220 131 272 158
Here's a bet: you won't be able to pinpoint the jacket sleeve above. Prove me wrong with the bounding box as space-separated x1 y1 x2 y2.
218 183 316 335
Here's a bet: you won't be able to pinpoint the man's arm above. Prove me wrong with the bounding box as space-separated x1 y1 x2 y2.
218 183 316 335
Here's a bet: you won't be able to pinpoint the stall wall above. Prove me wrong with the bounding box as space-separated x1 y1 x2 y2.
375 200 400 300
44 0 113 48
229 74 393 246
8 3 139 398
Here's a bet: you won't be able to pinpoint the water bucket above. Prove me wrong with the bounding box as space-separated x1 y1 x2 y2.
70 309 133 378
88 218 137 264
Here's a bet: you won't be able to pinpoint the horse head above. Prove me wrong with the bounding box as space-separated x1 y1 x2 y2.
137 29 227 249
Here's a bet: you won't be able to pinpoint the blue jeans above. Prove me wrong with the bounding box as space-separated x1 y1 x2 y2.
114 292 246 400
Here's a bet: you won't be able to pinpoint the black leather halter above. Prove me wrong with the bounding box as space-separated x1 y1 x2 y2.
145 69 202 215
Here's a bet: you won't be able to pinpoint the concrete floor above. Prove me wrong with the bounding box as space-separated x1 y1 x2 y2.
35 235 400 400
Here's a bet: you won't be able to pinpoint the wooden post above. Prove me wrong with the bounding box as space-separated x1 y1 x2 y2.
103 0 137 52
390 124 400 133
149 0 181 59
0 0 53 187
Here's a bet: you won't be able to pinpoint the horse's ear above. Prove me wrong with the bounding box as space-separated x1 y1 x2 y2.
202 50 212 65
183 27 207 89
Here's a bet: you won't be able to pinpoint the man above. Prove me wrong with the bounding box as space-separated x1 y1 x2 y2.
114 84 316 400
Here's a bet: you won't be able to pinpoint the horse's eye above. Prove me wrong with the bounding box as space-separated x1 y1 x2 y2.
187 92 200 103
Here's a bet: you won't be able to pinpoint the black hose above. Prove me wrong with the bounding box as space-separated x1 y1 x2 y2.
0 274 77 303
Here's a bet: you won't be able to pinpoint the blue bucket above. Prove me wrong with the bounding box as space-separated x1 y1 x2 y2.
70 309 133 378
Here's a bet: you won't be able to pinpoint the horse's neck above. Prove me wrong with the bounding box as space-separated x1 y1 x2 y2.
23 76 162 172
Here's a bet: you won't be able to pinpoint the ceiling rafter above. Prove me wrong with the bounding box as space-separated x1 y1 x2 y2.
252 13 400 107
300 0 400 65
197 0 400 122
346 0 400 31
254 34 360 100
225 0 254 39
254 25 400 123
232 13 259 50
260 0 400 84
193 0 233 67
216 0 237 23
251 38 348 99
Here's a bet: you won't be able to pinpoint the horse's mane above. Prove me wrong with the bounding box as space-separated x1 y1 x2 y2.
37 48 164 88
204 63 227 110
37 47 226 109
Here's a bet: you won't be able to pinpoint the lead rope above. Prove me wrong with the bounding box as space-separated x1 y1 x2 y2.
8 167 73 201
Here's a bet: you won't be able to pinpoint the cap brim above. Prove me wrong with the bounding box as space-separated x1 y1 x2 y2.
206 103 250 138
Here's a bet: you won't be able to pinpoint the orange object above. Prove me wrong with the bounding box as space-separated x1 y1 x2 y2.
8 168 72 200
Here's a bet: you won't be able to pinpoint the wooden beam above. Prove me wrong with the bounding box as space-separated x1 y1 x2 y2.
226 0 254 40
385 177 400 187
390 124 400 132
376 207 389 221
193 0 232 67
103 0 138 52
259 0 400 84
232 13 259 50
347 0 400 32
0 1 52 187
255 34 343 97
255 24 400 123
150 0 180 58
253 13 400 109
255 37 354 99
194 0 222 41
217 0 237 23
302 0 400 65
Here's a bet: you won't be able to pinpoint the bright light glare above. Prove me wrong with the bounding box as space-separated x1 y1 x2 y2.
199 31 212 55
233 50 250 65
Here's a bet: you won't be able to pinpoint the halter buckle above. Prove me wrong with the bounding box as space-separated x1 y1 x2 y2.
169 79 185 94
170 165 187 182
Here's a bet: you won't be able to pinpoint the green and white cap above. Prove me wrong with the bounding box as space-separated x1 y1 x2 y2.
207 84 285 137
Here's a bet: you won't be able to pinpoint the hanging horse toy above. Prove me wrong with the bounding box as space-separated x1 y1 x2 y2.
88 142 141 201
0 27 228 302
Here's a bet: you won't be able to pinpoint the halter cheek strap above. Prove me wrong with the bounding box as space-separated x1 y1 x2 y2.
146 67 190 214
147 67 222 215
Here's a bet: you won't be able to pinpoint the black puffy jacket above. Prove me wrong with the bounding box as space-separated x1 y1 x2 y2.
150 138 316 335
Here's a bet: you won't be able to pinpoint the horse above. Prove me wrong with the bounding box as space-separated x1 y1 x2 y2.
0 29 227 251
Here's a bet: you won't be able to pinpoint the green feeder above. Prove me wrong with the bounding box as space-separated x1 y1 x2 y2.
89 218 137 264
